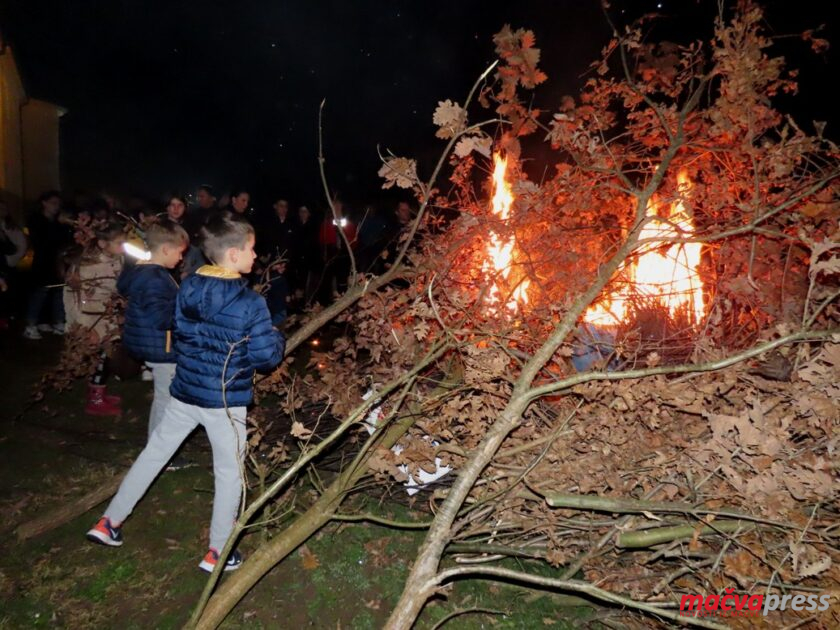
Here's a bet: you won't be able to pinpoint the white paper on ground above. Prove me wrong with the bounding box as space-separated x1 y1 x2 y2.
362 388 452 495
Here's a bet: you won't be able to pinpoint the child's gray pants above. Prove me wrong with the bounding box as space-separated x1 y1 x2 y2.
105 397 247 552
145 362 177 438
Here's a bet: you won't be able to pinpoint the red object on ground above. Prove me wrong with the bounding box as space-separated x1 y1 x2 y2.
85 384 122 416
104 388 122 406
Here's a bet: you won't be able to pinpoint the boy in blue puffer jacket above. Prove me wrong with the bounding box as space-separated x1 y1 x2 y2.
117 219 189 438
87 213 285 573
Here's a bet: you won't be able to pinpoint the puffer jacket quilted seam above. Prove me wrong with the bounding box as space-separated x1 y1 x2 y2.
169 265 284 408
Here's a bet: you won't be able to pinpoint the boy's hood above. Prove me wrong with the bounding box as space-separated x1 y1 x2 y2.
180 265 248 320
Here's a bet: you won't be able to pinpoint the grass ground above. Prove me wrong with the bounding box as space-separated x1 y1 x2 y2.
0 329 593 629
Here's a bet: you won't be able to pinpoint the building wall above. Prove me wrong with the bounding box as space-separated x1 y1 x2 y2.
22 99 62 202
0 45 26 218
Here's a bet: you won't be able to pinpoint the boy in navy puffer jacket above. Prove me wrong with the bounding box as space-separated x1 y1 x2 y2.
88 213 285 573
117 220 189 438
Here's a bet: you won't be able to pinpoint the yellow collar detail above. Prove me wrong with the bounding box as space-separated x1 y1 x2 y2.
196 264 241 279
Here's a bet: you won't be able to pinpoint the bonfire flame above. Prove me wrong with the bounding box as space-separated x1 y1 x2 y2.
484 153 530 312
585 171 704 326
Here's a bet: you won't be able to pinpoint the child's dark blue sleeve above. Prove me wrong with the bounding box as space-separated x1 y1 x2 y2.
246 296 285 371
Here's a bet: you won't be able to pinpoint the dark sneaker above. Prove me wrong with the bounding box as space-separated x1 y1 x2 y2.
198 548 242 573
165 455 196 472
86 517 123 547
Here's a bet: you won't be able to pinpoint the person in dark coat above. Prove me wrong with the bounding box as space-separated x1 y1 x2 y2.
258 198 297 319
260 198 298 262
294 205 319 304
24 191 71 339
182 184 217 240
166 193 205 277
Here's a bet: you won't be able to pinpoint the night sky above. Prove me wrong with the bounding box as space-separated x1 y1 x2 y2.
1 1 837 211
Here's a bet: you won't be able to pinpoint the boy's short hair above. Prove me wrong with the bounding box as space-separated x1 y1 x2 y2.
198 211 254 263
39 189 62 204
95 221 126 242
146 219 189 251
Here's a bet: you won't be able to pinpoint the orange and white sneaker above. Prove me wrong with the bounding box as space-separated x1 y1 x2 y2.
198 548 243 573
86 517 123 547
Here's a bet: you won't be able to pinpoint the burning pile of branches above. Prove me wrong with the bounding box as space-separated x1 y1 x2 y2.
191 4 839 629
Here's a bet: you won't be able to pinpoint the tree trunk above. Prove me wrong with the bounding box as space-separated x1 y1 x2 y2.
15 476 122 541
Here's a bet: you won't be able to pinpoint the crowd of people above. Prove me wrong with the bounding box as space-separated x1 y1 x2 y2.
0 185 417 338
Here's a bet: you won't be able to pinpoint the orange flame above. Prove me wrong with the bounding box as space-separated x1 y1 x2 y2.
484 154 530 311
584 171 704 326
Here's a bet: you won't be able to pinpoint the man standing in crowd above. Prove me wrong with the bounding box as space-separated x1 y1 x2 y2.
258 197 298 319
260 199 297 262
24 191 71 340
183 184 217 238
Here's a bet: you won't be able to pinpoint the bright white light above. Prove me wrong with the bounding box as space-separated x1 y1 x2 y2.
123 242 151 261
332 217 348 228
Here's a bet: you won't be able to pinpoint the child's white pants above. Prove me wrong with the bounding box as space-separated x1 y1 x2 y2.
105 398 247 552
145 362 177 439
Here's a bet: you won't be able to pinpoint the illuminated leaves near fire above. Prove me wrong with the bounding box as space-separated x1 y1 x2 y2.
377 156 419 190
432 99 494 158
432 99 467 139
453 134 492 158
487 24 546 143
492 25 547 91
802 28 830 54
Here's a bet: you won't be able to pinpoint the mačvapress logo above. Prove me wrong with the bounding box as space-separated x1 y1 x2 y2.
679 589 831 618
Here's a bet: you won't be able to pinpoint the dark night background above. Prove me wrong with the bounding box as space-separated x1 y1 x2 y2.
1 0 837 211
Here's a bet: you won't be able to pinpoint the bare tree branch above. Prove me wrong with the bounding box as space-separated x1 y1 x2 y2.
434 566 729 630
